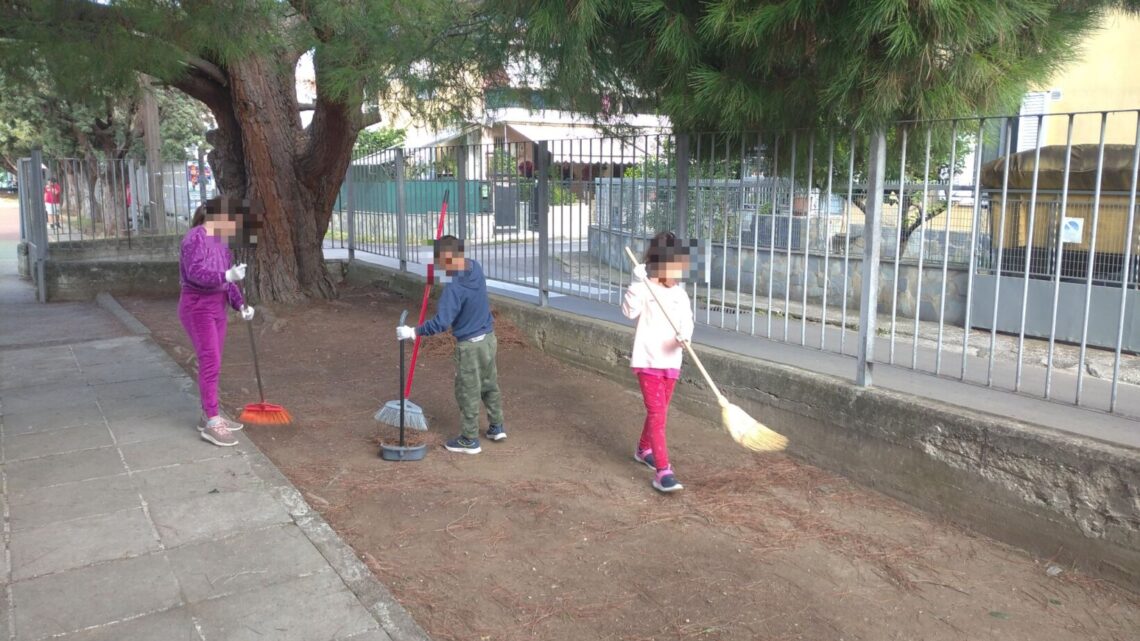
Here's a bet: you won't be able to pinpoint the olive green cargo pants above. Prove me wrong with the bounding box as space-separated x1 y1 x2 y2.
454 333 504 439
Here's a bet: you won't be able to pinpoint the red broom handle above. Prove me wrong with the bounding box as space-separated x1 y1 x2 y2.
403 191 449 398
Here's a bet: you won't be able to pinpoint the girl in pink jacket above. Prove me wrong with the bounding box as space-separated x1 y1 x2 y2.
622 232 694 493
179 198 254 447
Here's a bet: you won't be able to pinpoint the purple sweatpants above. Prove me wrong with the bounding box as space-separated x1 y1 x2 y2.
179 291 228 417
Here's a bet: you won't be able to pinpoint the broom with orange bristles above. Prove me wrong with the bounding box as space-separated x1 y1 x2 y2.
238 279 292 426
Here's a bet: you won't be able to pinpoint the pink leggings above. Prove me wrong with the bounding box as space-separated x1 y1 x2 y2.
178 291 228 417
637 373 678 472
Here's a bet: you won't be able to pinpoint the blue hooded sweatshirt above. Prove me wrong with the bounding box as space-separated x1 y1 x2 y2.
417 259 494 341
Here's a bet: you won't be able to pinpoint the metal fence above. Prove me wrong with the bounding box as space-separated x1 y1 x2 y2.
330 110 1140 417
22 155 215 245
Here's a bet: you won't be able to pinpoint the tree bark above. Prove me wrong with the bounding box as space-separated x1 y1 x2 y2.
181 53 355 303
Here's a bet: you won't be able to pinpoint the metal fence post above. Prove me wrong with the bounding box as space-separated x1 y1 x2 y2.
396 148 408 272
537 141 550 306
16 159 27 242
457 144 468 242
196 147 208 203
675 133 690 236
29 148 49 302
856 129 888 387
345 163 356 263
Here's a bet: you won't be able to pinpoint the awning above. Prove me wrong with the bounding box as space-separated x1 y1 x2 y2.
505 123 666 164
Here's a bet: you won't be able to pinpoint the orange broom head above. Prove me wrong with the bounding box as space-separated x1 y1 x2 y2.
239 402 293 425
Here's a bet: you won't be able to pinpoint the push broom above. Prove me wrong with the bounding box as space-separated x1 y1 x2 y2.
375 190 450 431
238 273 292 425
623 246 787 452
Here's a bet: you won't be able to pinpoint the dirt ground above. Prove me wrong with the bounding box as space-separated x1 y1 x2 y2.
122 285 1140 641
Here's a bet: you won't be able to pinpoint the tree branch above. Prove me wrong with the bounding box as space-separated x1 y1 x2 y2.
357 111 382 130
184 55 228 87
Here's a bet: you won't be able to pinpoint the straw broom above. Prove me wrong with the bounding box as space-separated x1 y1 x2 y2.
623 246 787 453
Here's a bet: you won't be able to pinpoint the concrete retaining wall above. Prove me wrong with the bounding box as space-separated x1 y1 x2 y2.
44 261 182 301
48 235 183 262
345 259 1140 590
41 259 347 302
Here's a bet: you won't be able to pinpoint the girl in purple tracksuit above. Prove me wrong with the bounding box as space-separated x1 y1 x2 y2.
179 197 254 447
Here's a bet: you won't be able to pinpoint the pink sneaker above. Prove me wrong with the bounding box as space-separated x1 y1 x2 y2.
200 419 238 447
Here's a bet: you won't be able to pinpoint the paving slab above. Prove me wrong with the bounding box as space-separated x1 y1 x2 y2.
3 423 113 461
0 343 75 364
339 631 394 641
11 552 182 640
120 433 238 471
55 606 200 641
99 389 201 419
192 571 380 641
0 380 95 413
132 455 263 504
91 377 197 403
1 401 106 435
81 360 187 386
3 446 126 492
10 507 160 580
106 417 203 447
147 489 292 548
0 251 431 641
0 301 126 350
167 524 333 602
7 474 141 531
0 365 87 392
69 336 159 366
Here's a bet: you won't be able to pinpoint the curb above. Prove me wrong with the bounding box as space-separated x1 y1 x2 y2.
96 291 151 336
104 293 433 641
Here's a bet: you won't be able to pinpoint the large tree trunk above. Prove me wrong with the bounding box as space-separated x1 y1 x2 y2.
190 54 355 303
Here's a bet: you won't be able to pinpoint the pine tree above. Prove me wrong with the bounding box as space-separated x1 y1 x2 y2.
0 1 510 301
508 0 1140 131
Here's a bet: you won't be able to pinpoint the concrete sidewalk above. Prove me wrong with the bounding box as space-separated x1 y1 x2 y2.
1 220 427 639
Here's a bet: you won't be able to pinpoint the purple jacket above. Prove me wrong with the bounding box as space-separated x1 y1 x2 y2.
179 225 244 310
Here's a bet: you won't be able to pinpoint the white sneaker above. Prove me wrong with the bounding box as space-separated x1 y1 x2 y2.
198 411 244 432
201 419 238 447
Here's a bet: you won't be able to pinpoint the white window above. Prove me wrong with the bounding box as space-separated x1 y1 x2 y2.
1017 92 1050 152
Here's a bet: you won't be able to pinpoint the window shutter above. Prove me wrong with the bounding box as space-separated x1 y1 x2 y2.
1017 92 1049 152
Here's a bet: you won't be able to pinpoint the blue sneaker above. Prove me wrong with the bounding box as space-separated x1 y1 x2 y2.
445 436 482 454
634 449 656 471
486 424 507 441
653 470 683 493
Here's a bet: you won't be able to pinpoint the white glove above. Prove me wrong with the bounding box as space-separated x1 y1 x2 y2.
676 334 688 345
225 263 247 283
240 305 255 321
396 325 416 341
632 264 647 282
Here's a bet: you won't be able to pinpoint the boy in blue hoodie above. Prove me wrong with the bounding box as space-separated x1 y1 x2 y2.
396 236 505 454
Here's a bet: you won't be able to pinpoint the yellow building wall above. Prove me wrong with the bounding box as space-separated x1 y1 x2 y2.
1038 11 1140 145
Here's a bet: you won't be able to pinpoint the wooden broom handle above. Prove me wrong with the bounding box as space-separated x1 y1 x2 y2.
623 247 727 405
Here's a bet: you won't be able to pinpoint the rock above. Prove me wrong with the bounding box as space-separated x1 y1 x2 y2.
1086 362 1103 379
271 318 289 333
1046 564 1064 577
